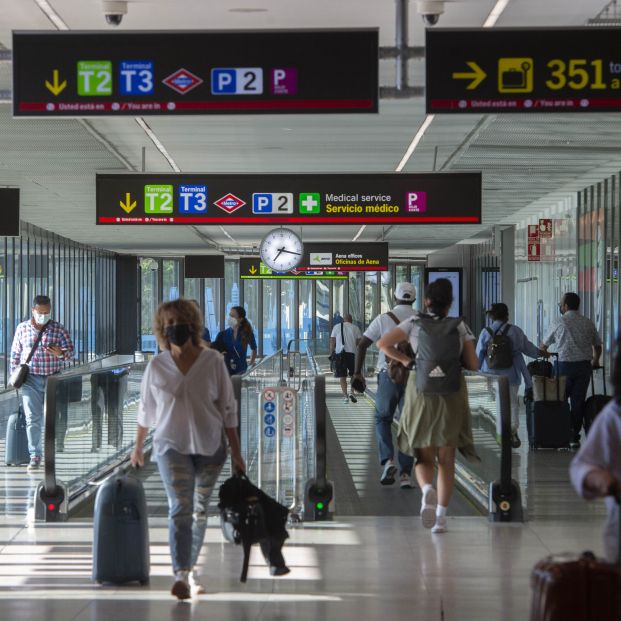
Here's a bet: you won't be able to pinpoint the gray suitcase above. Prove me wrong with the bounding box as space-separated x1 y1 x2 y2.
92 470 150 584
5 408 30 466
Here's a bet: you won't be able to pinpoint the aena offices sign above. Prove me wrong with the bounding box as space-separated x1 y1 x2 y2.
96 173 481 225
12 30 378 116
426 27 621 113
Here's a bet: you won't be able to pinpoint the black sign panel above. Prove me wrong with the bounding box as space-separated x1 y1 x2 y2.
184 255 224 279
96 173 481 225
240 258 347 280
0 189 20 237
426 27 621 113
13 30 378 117
299 243 388 272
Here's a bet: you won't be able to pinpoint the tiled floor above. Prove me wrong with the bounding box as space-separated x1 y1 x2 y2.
0 512 608 620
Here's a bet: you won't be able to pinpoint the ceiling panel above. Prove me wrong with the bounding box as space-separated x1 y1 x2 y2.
0 0 618 257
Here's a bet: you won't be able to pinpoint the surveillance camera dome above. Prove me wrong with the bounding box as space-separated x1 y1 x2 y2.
102 0 127 26
105 13 123 26
416 0 444 26
421 13 440 26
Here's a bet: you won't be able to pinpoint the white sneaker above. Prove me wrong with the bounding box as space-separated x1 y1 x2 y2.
399 473 413 489
171 570 191 600
343 396 349 403
189 570 206 595
420 487 438 529
380 462 397 485
431 517 447 534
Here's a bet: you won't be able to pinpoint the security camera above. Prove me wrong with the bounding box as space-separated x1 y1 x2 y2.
416 0 444 26
102 0 127 26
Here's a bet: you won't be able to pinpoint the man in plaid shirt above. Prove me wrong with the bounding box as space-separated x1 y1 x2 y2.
10 295 74 470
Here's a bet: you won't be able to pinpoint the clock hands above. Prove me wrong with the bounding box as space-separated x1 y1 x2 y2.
279 248 301 256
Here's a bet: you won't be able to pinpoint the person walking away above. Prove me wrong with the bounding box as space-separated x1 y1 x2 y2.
476 302 545 448
131 299 245 600
213 306 257 375
10 295 74 470
329 313 362 403
378 278 479 533
353 282 417 488
542 292 602 448
570 334 621 562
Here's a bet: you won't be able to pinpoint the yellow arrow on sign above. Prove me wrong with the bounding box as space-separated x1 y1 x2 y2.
120 192 137 214
45 69 67 96
249 265 257 275
452 61 487 90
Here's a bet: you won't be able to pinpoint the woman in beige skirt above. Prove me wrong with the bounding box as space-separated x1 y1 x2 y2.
377 278 479 533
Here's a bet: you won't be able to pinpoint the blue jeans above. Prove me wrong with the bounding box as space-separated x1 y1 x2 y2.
557 360 592 440
374 370 414 475
21 373 47 459
157 450 223 573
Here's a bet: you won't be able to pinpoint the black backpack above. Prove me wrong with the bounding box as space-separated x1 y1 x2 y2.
218 474 289 582
485 323 513 370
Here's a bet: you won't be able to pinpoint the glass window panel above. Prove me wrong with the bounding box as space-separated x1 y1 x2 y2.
243 279 259 349
332 279 346 328
204 278 221 339
225 260 240 318
163 259 180 301
281 280 295 351
184 278 200 304
140 258 159 352
411 266 424 312
380 267 393 313
365 272 378 329
299 280 313 353
316 280 330 353
262 280 278 355
349 272 364 333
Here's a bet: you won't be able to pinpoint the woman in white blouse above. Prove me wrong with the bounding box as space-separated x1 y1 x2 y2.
378 279 479 534
131 299 245 600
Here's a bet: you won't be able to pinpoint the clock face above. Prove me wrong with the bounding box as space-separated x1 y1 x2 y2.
259 228 304 272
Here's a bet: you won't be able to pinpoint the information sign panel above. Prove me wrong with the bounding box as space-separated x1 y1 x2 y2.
299 242 389 272
240 258 347 280
96 173 481 225
426 27 621 113
13 30 378 116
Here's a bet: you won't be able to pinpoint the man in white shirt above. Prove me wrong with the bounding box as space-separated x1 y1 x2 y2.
352 282 417 488
330 314 362 403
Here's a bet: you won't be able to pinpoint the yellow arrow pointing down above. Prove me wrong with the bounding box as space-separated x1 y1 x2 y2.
45 69 67 96
249 265 257 274
120 193 137 214
452 61 487 90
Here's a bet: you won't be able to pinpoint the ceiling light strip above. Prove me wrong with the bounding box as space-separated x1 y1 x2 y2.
33 0 69 30
219 226 237 244
395 114 435 172
483 0 511 28
135 117 180 172
352 225 367 241
77 119 136 171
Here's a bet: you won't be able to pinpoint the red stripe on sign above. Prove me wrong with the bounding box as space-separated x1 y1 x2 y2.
98 216 480 224
172 99 376 110
20 99 376 112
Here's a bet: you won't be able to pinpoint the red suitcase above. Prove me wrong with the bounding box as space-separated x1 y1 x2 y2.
530 498 621 620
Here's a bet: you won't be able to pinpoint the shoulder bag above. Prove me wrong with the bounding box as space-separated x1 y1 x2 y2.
8 322 49 389
385 312 415 385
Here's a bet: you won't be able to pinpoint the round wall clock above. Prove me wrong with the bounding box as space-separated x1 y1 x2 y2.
259 228 304 272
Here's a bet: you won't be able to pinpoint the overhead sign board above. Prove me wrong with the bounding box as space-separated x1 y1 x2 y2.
96 173 481 225
299 242 388 272
12 30 378 117
240 259 347 280
426 27 621 113
0 189 20 237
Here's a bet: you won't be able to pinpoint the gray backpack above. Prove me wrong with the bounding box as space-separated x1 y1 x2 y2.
414 314 463 395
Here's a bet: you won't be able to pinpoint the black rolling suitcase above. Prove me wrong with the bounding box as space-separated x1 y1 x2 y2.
583 367 611 435
5 406 30 466
92 468 150 585
524 358 553 447
529 354 571 450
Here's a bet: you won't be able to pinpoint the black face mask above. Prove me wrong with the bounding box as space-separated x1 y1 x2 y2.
165 323 192 346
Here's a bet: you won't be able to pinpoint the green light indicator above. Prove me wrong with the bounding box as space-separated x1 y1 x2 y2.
316 502 325 510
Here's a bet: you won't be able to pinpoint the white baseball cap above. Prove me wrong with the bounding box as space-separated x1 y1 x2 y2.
395 282 416 301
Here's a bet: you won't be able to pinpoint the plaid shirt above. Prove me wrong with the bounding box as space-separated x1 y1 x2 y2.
10 319 74 376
